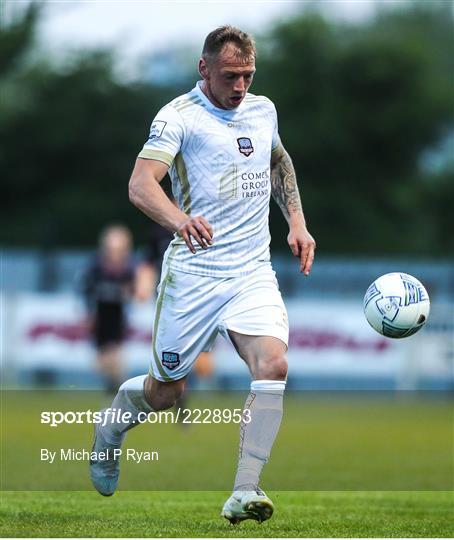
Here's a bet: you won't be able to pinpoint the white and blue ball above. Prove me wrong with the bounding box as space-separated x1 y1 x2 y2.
363 273 430 338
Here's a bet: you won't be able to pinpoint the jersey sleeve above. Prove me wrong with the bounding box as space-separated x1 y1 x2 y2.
138 106 184 167
270 101 280 152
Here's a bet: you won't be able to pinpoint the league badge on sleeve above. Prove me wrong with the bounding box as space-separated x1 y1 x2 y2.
237 137 254 157
149 120 167 140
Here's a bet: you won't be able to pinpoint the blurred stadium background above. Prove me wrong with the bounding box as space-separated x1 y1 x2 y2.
1 0 452 393
1 6 453 537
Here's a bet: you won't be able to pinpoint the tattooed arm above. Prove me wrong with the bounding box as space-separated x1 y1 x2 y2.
271 142 316 275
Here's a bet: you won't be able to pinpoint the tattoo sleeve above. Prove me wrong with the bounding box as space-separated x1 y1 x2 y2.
270 143 303 220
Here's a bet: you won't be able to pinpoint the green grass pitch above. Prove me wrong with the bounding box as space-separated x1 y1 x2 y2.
1 391 453 536
1 490 453 537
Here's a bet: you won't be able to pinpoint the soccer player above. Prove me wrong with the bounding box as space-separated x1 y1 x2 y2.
90 26 316 524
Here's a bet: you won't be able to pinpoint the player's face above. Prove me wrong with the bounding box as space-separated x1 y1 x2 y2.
200 43 256 110
102 230 131 266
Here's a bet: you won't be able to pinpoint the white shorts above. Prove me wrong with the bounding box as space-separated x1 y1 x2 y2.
150 261 289 381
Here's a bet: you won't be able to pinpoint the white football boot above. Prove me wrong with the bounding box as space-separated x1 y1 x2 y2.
221 488 274 524
89 409 122 496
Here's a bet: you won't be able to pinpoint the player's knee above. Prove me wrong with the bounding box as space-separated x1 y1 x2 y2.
147 391 181 411
148 395 176 411
145 376 185 411
259 354 288 380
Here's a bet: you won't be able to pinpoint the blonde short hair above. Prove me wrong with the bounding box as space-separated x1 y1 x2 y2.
202 25 256 64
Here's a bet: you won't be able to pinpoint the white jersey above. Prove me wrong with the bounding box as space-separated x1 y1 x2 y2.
139 81 280 277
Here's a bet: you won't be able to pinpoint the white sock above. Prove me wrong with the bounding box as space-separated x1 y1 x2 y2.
233 379 286 492
100 374 152 445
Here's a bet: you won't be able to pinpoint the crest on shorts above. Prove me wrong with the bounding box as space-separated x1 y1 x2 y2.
237 137 254 157
162 351 180 370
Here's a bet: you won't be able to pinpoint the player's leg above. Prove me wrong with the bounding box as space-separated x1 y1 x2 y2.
221 333 287 524
90 266 220 496
173 351 215 424
144 373 187 410
93 307 125 393
90 373 186 496
96 343 123 394
219 264 289 523
230 332 287 490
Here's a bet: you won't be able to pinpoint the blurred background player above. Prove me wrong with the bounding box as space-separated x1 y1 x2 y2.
135 220 173 302
83 224 135 394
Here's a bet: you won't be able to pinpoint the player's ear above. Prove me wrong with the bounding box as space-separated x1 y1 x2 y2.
199 58 209 80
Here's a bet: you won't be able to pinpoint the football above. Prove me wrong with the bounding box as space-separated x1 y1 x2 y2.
363 273 430 338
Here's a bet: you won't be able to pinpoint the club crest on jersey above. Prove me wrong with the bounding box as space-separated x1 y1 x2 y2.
149 120 167 140
162 351 180 370
237 137 254 157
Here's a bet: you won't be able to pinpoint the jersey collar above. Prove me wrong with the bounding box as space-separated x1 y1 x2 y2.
195 81 244 117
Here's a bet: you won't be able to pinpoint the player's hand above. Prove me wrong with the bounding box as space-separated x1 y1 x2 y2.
177 215 213 254
287 223 316 276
